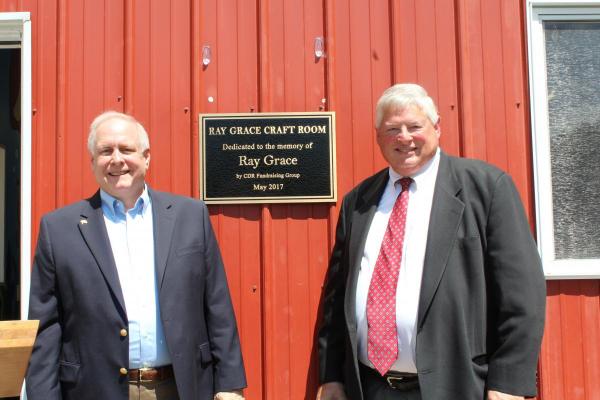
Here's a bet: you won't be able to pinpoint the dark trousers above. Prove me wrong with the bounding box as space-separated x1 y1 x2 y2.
359 364 422 400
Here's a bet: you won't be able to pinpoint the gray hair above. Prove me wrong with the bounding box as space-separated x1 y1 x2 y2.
375 83 439 128
87 111 150 155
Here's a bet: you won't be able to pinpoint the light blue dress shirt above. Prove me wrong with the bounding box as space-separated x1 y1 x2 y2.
100 188 171 368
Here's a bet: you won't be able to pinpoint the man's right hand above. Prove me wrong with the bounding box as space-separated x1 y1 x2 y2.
316 382 348 400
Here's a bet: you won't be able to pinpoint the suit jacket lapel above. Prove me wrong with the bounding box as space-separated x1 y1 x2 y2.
149 189 176 290
78 191 127 316
345 169 389 334
417 153 464 330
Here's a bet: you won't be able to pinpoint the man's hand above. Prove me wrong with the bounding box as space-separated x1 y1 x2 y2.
214 389 244 400
487 390 524 400
317 382 348 400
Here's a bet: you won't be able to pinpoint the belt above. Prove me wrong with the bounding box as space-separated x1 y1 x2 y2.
128 365 174 382
360 363 419 392
383 370 419 391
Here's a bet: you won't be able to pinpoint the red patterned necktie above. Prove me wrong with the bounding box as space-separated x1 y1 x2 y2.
367 177 413 376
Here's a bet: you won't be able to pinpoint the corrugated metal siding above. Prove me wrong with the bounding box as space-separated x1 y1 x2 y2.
256 2 329 398
194 1 265 398
542 280 600 400
1 0 598 398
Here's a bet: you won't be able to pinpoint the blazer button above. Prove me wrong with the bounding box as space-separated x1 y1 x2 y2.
119 367 128 376
120 329 128 337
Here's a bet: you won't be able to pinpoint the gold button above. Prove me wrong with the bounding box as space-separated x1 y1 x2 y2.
119 367 128 376
120 329 128 337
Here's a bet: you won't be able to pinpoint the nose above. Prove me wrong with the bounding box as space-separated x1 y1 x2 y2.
110 150 124 163
395 126 412 141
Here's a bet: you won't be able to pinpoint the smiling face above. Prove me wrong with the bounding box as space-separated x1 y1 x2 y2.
91 117 150 209
376 104 440 177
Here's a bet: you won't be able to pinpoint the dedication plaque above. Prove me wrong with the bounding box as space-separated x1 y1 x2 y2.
200 112 336 204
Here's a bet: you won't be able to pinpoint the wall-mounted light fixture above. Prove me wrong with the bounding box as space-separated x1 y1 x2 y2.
314 37 325 59
202 45 211 66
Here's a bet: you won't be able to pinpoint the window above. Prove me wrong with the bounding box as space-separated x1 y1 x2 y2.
527 1 600 278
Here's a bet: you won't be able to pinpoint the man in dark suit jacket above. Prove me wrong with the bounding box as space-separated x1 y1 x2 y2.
26 112 246 400
317 84 545 400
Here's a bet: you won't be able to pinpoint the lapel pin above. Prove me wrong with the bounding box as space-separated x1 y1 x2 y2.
80 219 88 225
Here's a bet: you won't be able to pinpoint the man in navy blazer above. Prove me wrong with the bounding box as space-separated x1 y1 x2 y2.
26 111 246 400
317 84 545 400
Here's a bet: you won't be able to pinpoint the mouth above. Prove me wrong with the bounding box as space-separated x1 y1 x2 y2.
108 171 129 177
394 146 417 154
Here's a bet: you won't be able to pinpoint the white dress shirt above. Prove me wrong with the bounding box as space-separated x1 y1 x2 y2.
101 187 171 368
356 149 440 373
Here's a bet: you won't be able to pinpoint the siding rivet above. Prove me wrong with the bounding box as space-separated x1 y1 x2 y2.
117 96 123 102
252 285 258 293
183 107 189 113
208 96 214 103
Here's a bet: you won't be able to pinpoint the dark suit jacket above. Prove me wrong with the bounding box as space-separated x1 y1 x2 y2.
319 152 546 400
26 188 246 400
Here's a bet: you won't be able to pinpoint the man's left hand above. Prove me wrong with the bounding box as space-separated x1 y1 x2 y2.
214 390 245 400
487 390 524 400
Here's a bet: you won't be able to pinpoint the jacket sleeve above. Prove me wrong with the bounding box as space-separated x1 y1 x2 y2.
201 203 247 392
318 195 352 384
26 217 63 400
485 173 546 396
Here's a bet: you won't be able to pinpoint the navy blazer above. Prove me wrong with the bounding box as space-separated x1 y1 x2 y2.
319 152 545 399
26 188 246 400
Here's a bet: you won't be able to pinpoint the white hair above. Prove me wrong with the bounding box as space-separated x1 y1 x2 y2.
375 83 439 128
87 111 150 155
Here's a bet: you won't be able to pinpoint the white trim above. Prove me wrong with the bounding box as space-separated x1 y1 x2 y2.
529 0 600 6
20 15 32 317
527 1 600 279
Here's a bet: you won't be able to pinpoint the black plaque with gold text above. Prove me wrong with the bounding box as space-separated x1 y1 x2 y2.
200 112 336 204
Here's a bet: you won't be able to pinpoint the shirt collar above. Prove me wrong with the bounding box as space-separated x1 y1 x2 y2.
100 186 150 218
387 147 441 190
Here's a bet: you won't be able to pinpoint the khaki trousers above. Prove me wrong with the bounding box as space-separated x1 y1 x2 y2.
128 378 179 400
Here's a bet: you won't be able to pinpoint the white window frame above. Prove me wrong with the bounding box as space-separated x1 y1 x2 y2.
527 1 600 279
0 12 32 308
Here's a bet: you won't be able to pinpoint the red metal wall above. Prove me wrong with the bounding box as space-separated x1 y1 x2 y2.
1 0 598 399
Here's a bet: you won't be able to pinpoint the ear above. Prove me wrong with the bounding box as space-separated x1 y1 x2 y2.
143 149 151 167
434 115 441 137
